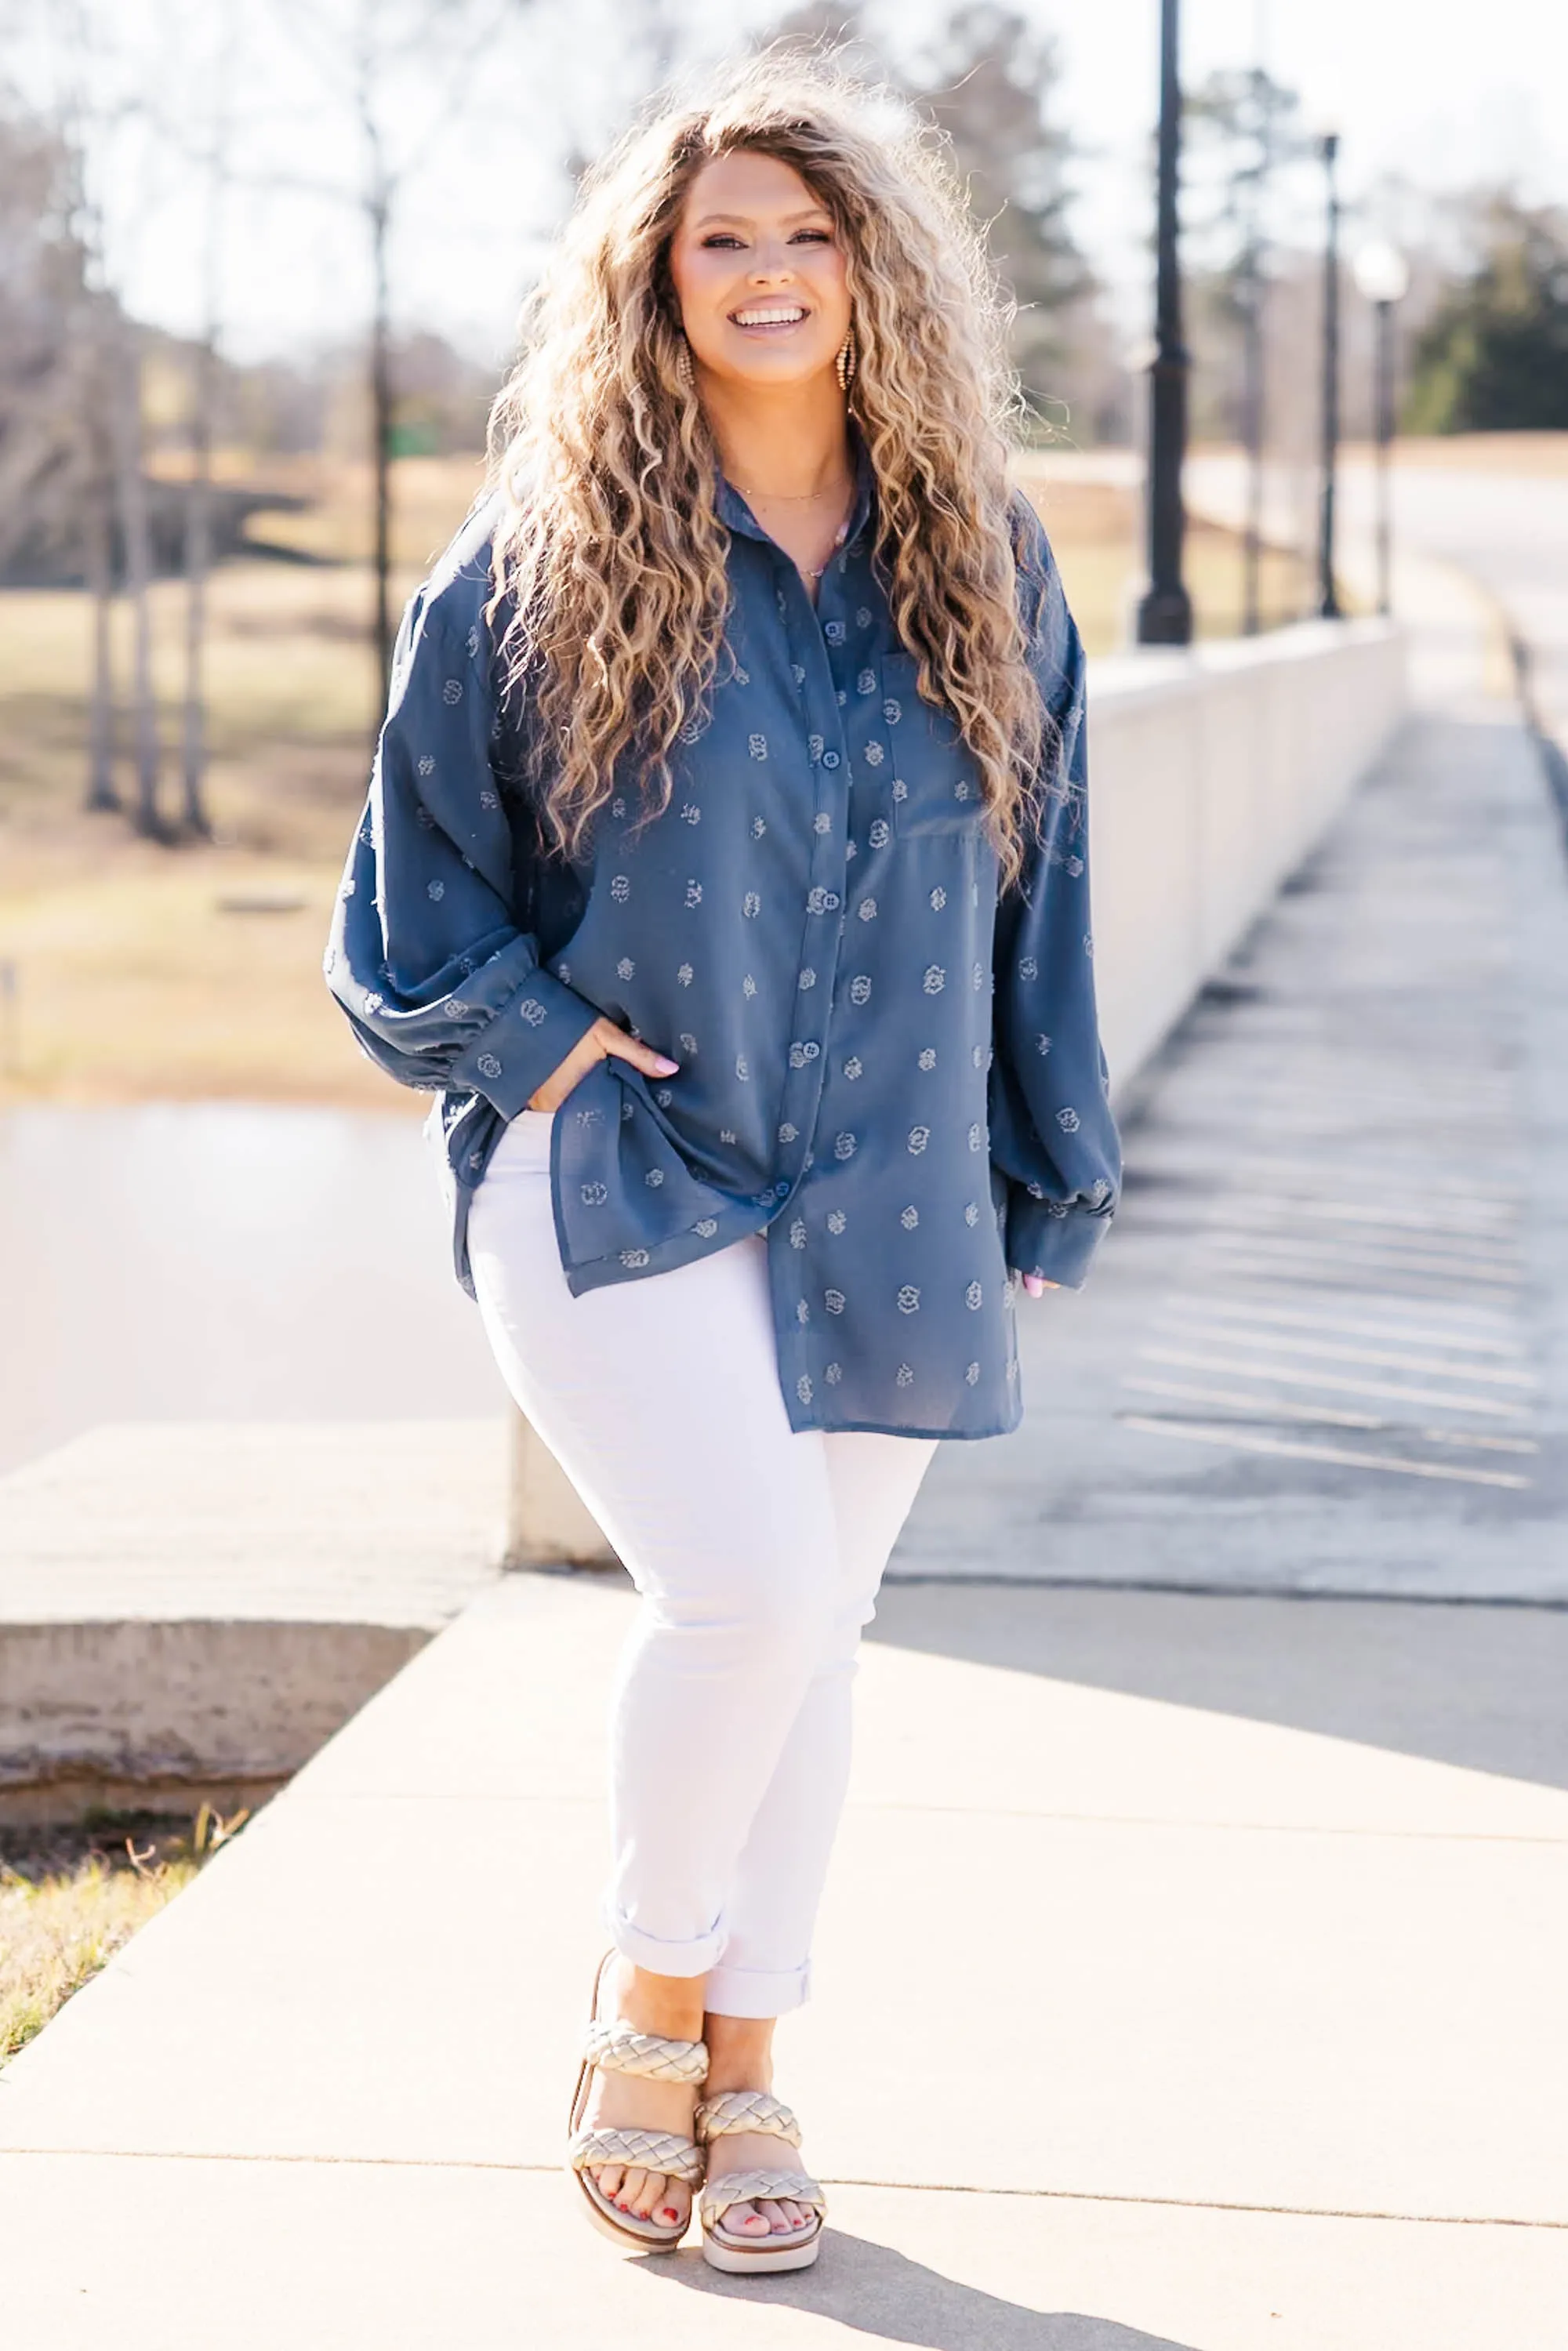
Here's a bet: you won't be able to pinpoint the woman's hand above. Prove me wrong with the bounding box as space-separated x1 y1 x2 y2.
1021 1274 1060 1298
524 1017 679 1113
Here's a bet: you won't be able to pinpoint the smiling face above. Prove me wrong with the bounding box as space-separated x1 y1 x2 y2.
666 147 852 390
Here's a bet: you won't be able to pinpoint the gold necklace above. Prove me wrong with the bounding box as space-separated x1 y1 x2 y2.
730 473 854 507
805 518 851 583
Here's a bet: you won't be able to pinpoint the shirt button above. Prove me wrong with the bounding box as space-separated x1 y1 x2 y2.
822 750 841 770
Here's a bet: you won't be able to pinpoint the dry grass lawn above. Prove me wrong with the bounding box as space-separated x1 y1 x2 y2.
0 1807 244 2065
0 450 1315 1108
0 459 487 1107
1388 431 1568 476
1018 470 1318 653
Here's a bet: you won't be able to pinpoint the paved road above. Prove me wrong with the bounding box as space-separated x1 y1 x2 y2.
1348 460 1568 744
1188 450 1568 746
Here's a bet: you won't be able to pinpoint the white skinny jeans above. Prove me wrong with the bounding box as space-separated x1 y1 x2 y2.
466 1106 936 2019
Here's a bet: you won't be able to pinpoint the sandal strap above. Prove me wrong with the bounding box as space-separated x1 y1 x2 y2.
568 2124 704 2185
700 2168 826 2226
583 2019 709 2084
695 2089 801 2146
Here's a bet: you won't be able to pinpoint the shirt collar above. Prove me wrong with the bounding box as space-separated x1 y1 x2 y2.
713 419 876 553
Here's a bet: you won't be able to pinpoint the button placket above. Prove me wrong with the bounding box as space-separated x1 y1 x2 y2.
765 561 860 1408
767 562 853 1225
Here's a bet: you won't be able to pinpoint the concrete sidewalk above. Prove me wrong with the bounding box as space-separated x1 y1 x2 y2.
2 1569 1565 2348
904 698 1568 1601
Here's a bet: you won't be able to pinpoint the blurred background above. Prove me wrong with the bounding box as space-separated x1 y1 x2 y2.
1 0 1565 1475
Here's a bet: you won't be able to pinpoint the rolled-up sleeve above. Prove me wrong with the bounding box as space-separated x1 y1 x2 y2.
323 590 599 1117
988 521 1122 1287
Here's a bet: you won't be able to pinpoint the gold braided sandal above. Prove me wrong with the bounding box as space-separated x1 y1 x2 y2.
695 2088 827 2273
566 1952 708 2254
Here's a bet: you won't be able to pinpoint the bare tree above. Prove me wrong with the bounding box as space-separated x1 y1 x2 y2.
181 311 216 836
270 0 525 701
1188 67 1301 630
39 0 169 826
771 2 1119 441
912 5 1098 427
82 290 120 811
359 70 397 708
0 85 125 808
179 0 239 838
110 314 163 836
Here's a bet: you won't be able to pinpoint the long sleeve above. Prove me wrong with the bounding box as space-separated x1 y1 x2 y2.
988 513 1122 1287
323 580 599 1118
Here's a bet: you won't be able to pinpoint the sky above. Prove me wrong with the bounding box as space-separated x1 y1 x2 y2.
13 0 1565 367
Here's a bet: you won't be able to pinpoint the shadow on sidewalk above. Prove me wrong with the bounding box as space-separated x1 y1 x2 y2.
869 1581 1568 1793
643 2230 1197 2348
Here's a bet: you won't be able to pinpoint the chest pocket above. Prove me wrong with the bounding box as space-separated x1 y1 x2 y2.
880 654 985 840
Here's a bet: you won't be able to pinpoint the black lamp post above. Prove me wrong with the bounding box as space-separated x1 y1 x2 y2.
1137 0 1193 646
1316 129 1342 621
1352 240 1410 617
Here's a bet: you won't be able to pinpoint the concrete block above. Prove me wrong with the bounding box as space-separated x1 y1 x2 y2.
502 1410 616 1568
0 1619 427 1822
0 1420 506 1813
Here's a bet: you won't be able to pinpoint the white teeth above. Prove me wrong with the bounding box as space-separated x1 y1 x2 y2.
734 306 806 326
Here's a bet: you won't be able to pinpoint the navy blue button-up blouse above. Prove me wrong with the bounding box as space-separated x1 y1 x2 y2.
325 445 1120 1439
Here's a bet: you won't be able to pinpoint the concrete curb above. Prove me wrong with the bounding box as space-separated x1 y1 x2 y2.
0 1420 506 1817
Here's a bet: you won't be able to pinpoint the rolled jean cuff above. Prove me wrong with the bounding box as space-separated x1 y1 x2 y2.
703 1956 811 2019
603 1901 727 1982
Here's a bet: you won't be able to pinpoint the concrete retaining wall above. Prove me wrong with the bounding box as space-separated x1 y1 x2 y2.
0 1422 508 1818
1089 616 1407 1093
507 616 1410 1565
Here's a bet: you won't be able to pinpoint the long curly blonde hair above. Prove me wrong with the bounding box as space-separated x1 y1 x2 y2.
486 46 1053 888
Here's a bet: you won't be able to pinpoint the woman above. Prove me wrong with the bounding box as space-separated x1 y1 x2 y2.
326 52 1119 2276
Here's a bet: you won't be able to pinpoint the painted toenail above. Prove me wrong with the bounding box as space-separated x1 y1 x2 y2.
662 2208 678 2220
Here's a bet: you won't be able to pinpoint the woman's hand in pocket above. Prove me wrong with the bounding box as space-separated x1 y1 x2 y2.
524 1018 679 1113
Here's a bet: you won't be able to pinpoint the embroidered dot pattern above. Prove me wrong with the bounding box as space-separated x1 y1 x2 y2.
327 466 1118 1439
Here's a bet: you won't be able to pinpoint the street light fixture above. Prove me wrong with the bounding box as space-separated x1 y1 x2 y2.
1352 239 1411 618
1316 129 1342 621
1136 0 1193 646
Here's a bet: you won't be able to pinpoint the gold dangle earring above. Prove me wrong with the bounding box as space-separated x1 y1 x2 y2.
676 336 695 388
835 327 857 392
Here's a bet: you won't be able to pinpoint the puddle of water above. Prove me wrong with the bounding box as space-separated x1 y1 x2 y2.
0 1102 504 1475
